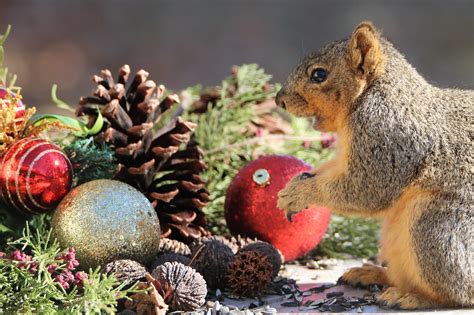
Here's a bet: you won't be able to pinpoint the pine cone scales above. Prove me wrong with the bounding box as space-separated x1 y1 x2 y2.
76 65 210 242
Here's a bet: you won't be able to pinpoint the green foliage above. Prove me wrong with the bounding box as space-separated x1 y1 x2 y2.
62 269 139 314
0 25 20 92
0 218 62 313
184 64 280 233
51 84 76 113
31 85 104 138
0 202 24 241
316 216 380 258
0 218 141 314
64 137 117 186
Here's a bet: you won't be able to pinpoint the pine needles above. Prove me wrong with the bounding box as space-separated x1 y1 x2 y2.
64 137 117 186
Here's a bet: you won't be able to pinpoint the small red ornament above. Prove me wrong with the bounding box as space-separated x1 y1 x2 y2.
0 137 73 214
225 155 331 261
0 88 26 125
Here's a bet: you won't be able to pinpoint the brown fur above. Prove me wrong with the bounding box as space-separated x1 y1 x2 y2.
276 21 473 309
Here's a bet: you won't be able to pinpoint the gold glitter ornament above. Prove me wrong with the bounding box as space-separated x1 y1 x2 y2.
51 179 161 270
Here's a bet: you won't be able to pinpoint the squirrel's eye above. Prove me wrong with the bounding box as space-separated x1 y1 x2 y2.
310 68 328 83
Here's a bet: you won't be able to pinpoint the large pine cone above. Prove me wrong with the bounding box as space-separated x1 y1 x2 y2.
76 65 210 242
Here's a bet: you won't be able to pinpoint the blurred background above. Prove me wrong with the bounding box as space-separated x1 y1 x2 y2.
0 0 473 113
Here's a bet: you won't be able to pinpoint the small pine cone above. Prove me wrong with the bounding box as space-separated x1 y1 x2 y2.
186 86 220 113
190 240 234 290
190 234 258 254
159 238 191 256
104 259 147 283
149 252 191 271
76 65 210 243
225 234 259 254
227 250 273 297
152 262 207 311
239 241 282 277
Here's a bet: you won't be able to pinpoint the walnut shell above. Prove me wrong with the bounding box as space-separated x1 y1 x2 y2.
104 259 146 283
151 262 206 311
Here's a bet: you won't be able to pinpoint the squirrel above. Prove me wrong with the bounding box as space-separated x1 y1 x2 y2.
276 21 473 309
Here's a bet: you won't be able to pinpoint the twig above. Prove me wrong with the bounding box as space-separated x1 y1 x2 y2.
203 134 322 154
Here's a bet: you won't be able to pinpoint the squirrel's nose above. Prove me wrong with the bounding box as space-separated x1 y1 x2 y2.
275 89 287 109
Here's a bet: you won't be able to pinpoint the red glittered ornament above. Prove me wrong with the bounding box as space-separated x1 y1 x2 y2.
225 155 331 261
0 137 73 214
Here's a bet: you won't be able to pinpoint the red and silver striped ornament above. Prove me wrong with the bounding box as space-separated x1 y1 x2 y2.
0 137 73 214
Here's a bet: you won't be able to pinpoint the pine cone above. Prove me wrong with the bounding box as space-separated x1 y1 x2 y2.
158 238 191 256
76 65 210 242
227 250 273 297
190 234 258 254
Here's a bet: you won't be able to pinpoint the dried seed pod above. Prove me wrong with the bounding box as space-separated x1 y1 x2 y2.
149 252 191 271
227 250 273 297
152 262 206 311
159 238 191 256
104 259 147 283
239 241 282 277
190 240 234 289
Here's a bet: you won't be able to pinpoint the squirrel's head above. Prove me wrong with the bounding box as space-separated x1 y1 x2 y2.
276 22 385 132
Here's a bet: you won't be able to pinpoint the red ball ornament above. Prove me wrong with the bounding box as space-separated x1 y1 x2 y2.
225 155 331 261
0 137 73 214
0 88 26 125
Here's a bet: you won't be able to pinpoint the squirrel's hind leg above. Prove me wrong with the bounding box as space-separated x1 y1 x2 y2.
377 287 436 309
338 263 389 287
410 198 473 307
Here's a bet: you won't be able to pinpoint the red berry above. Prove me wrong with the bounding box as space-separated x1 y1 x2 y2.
47 264 57 273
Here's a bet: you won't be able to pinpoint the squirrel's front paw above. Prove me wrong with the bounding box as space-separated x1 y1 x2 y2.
277 173 316 214
277 184 301 214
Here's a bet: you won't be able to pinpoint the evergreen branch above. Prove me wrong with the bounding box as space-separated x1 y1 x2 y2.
203 134 323 155
64 137 117 186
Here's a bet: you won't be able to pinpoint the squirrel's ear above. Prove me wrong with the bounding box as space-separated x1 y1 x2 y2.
347 22 385 80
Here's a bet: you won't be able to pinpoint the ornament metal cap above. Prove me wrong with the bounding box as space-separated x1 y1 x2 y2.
252 169 270 187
